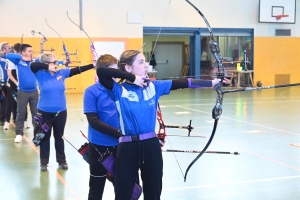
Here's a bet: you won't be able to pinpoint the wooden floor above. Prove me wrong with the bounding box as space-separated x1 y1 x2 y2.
0 86 299 200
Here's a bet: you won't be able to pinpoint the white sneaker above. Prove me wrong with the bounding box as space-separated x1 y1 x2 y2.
14 135 23 143
3 122 10 130
24 121 30 129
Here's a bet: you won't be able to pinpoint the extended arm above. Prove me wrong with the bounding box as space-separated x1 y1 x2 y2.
69 64 94 77
30 63 94 76
170 78 212 90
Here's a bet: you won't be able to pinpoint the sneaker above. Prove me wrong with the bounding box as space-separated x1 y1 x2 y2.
14 135 23 143
10 120 16 128
3 122 10 130
40 164 48 172
58 163 68 170
24 121 30 129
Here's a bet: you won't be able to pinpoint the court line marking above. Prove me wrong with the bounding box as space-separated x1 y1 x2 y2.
176 105 300 136
163 175 300 191
0 137 15 141
280 90 300 102
22 135 80 200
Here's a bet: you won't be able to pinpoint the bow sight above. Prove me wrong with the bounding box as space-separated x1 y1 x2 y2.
209 40 224 79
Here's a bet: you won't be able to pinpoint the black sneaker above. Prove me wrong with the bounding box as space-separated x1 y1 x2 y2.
58 163 68 170
40 164 47 172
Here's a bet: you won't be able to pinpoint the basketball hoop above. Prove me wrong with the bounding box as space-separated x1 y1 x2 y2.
275 14 289 20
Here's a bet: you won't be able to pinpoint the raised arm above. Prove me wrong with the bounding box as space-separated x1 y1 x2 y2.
96 67 136 90
30 62 48 73
5 53 21 65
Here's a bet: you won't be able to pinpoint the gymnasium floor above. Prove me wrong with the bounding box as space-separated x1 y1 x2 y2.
0 86 299 200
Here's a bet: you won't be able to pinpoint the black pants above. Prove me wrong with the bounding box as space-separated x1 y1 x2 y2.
114 137 163 200
38 109 67 164
5 87 17 123
88 143 118 200
0 93 6 122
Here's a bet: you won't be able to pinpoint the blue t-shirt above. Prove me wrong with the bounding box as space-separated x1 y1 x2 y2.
17 60 37 92
35 69 70 112
6 54 37 92
84 82 119 146
0 57 8 82
109 80 172 136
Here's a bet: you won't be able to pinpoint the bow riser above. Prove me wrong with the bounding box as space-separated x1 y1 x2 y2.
45 19 71 68
90 44 99 61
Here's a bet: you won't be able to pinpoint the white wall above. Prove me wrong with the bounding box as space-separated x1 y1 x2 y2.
0 0 299 38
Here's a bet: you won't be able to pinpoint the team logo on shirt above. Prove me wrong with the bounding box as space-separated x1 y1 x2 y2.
121 89 139 102
57 76 62 80
126 91 139 102
149 99 155 105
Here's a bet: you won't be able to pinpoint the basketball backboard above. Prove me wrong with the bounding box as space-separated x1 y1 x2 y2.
259 0 296 24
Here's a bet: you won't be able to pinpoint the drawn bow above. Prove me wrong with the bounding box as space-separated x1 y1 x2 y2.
29 31 55 54
45 19 71 68
183 0 300 181
67 11 99 62
183 0 225 182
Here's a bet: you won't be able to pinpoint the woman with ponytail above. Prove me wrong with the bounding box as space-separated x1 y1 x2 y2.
97 50 227 200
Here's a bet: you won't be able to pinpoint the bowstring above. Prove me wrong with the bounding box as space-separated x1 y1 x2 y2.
149 0 185 177
165 127 185 178
64 18 83 122
149 0 172 60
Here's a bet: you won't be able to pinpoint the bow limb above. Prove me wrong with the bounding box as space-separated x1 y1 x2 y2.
156 103 166 147
45 19 71 68
31 30 47 54
184 119 218 182
183 0 225 182
38 32 47 54
66 11 98 62
157 103 185 178
40 38 45 54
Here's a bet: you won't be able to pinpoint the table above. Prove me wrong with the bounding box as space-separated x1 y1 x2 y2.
147 71 157 78
228 70 254 87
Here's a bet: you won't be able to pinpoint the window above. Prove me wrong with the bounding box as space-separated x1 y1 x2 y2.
200 35 253 79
